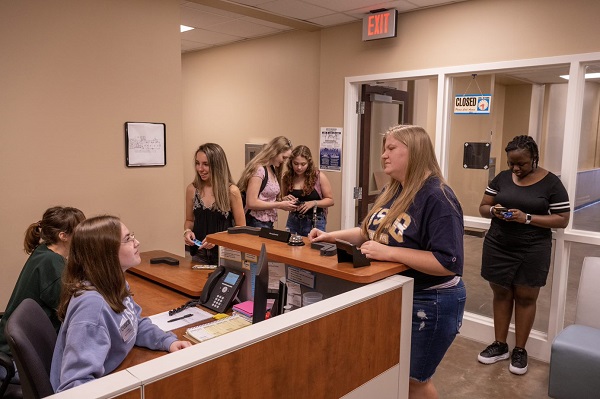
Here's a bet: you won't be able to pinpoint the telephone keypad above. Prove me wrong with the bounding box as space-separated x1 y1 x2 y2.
212 294 225 309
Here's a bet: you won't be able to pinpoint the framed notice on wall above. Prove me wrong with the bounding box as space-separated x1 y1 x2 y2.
125 122 166 167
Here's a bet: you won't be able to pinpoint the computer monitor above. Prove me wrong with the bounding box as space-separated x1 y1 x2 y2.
252 243 269 323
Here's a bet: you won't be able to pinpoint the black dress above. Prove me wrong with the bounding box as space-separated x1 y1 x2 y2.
190 189 234 264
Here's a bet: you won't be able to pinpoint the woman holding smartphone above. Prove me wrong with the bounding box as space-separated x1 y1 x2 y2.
281 145 334 236
477 135 570 375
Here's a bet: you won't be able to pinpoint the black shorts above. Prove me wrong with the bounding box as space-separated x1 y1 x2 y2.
481 225 552 288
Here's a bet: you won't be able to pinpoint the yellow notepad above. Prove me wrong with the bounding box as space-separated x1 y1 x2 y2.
185 315 251 343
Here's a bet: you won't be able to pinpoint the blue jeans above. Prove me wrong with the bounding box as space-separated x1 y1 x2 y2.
285 213 326 236
409 279 466 382
245 213 274 229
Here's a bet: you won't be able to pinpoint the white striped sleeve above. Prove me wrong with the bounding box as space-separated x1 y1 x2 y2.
549 200 570 214
485 186 497 196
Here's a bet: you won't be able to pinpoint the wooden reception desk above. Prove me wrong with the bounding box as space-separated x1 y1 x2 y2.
46 234 413 399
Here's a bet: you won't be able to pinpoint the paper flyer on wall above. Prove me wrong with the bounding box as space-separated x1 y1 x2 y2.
319 127 342 172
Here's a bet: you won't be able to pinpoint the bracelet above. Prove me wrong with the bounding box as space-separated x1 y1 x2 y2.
183 228 192 237
489 206 495 217
314 200 318 208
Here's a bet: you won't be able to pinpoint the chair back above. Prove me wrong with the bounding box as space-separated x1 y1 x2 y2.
575 257 600 329
5 299 56 399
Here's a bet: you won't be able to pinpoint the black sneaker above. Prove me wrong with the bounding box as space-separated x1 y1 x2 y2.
509 347 528 375
477 341 509 364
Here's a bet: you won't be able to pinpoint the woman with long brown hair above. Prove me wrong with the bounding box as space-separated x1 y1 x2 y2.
281 145 334 236
51 216 190 393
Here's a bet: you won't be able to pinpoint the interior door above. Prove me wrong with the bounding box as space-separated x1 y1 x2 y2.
357 84 410 223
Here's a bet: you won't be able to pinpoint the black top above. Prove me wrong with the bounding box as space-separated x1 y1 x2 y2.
485 170 570 236
290 188 322 217
190 189 234 257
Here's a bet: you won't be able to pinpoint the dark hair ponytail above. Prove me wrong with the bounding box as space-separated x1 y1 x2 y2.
24 206 86 254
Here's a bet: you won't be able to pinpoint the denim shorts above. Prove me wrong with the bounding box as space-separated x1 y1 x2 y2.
410 279 466 382
245 213 274 229
285 213 326 236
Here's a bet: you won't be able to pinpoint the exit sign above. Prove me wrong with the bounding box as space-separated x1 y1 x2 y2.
362 9 398 41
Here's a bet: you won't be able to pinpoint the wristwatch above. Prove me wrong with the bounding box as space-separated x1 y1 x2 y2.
525 214 532 224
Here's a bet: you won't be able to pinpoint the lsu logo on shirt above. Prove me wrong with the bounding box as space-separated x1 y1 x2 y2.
367 206 412 245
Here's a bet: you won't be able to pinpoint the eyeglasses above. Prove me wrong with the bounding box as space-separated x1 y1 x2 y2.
121 233 135 244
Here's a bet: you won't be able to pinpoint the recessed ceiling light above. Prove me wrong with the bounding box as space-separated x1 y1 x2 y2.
560 73 600 80
180 25 194 33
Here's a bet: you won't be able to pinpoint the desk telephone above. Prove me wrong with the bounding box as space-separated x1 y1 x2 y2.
169 266 244 315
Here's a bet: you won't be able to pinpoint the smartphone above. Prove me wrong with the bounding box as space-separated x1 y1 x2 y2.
494 206 508 212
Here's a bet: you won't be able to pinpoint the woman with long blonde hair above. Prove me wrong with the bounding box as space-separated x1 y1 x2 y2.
237 136 297 228
310 125 465 399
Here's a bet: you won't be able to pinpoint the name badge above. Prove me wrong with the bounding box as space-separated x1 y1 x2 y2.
119 319 135 342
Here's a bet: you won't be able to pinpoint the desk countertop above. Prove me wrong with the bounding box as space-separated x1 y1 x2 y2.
206 231 407 284
127 250 208 297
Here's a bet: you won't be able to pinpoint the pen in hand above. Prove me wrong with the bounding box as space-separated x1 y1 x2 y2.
167 313 193 323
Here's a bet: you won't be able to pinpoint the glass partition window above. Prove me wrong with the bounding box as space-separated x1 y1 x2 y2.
447 66 570 217
565 242 600 327
572 63 600 233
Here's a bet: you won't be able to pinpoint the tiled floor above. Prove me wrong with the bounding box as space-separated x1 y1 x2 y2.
433 335 550 399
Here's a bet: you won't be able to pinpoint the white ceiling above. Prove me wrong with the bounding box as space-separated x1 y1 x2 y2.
181 0 470 53
180 0 600 86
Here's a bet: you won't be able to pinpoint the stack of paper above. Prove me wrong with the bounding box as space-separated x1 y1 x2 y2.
185 315 251 343
232 300 254 321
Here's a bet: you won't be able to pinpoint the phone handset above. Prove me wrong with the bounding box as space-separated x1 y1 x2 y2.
200 266 225 304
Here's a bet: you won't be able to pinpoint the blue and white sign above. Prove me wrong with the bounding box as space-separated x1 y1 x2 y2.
319 127 342 171
454 94 492 114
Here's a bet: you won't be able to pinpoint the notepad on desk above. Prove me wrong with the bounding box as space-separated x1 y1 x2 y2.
185 315 251 343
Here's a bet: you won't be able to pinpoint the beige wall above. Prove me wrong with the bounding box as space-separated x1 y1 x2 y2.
181 30 322 229
0 0 183 307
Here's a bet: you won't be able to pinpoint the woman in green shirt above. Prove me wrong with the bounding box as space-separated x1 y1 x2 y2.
0 206 85 383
